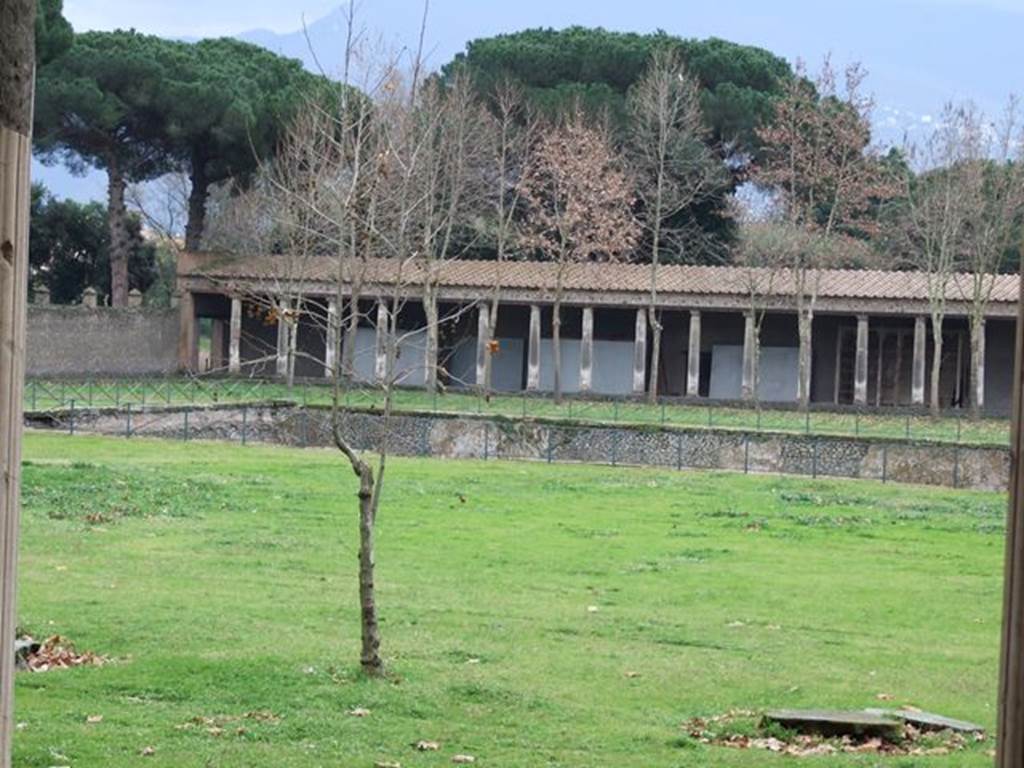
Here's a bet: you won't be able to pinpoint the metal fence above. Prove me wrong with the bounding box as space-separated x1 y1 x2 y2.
27 402 1008 492
23 376 1011 447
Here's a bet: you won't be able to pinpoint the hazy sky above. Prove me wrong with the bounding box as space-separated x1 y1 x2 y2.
62 0 1024 38
42 0 1024 202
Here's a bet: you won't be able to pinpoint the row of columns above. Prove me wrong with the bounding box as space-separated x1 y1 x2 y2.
219 295 984 409
506 304 705 396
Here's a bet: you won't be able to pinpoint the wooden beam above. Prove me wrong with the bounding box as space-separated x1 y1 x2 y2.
998 258 1024 766
0 2 36 763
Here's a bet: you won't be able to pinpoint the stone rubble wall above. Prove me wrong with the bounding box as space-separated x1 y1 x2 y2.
26 403 1010 493
27 305 179 377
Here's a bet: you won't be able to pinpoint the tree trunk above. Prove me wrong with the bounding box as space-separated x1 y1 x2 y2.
797 309 812 411
970 314 983 420
286 302 298 389
647 311 662 404
356 457 383 675
552 296 562 404
1 2 36 761
483 298 500 400
342 291 360 382
106 161 131 307
184 156 209 252
930 320 944 418
423 290 439 391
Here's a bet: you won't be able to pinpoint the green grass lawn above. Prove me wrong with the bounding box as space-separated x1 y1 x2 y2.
23 376 1011 446
14 432 1007 766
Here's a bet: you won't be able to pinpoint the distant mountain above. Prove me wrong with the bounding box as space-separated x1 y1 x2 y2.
38 0 1022 203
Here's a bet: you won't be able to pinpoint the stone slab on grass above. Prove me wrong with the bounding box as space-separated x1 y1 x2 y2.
763 709 902 739
865 708 984 734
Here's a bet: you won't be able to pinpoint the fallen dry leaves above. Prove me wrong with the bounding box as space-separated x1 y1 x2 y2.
683 711 989 757
16 635 107 672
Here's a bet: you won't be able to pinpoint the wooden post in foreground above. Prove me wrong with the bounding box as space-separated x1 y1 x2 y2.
998 257 1024 766
0 2 36 764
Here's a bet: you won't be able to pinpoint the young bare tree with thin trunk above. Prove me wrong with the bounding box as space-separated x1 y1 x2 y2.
732 218 790 403
627 47 723 402
518 108 640 403
754 57 894 411
956 99 1024 418
895 103 981 417
478 80 534 399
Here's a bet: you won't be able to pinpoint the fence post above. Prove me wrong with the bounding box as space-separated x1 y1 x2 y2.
676 431 683 471
88 380 93 407
812 438 818 478
882 443 888 483
183 409 190 441
855 412 860 436
125 403 132 438
744 434 749 474
30 380 36 411
69 399 75 436
957 415 962 443
805 410 811 434
611 429 619 466
241 404 248 446
114 382 120 408
954 445 960 489
546 428 553 464
905 414 911 440
484 422 489 461
60 380 65 407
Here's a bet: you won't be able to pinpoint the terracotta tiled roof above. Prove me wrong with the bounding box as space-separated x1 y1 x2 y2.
182 253 1020 304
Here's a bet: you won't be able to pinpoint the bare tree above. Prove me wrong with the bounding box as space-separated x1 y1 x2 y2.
732 218 790 402
478 80 534 399
627 47 723 402
519 108 640 403
754 57 894 410
957 99 1024 417
895 103 982 416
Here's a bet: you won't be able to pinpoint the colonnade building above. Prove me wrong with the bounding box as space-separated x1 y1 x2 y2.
177 253 1019 413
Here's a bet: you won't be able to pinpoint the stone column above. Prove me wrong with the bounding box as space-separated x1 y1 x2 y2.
375 301 389 384
81 286 98 309
854 314 869 406
324 298 337 379
912 315 926 406
275 298 290 378
177 290 197 371
579 306 594 393
687 310 702 397
975 317 987 411
32 284 49 305
741 311 756 400
229 297 242 374
476 303 491 386
127 288 143 308
526 304 541 391
633 307 647 394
